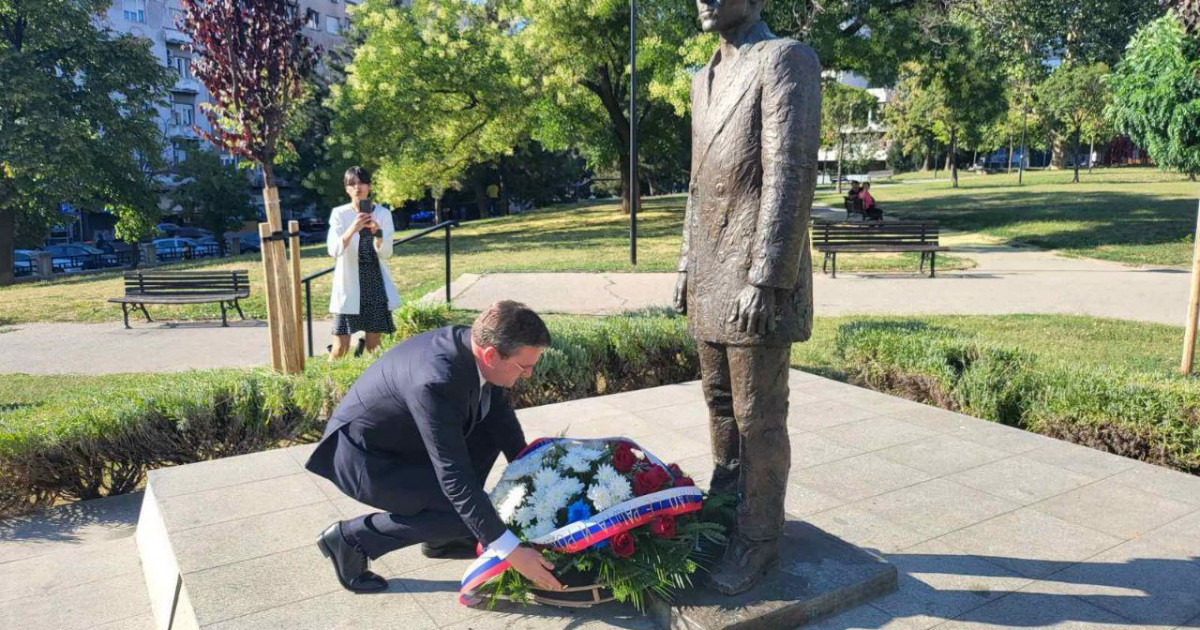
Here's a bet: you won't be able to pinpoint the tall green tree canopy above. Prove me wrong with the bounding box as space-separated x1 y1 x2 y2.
1037 62 1110 182
0 0 172 285
505 0 697 214
822 81 878 191
327 0 530 204
1107 14 1200 179
169 148 254 254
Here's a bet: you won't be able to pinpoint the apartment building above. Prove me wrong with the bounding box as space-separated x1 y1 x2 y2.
98 0 353 167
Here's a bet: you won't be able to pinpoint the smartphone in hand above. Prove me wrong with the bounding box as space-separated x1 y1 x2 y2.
358 198 371 214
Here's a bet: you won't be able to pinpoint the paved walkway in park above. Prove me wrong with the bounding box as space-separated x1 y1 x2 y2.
4 372 1199 629
0 207 1191 375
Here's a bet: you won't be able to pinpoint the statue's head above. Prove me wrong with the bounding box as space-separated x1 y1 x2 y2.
695 0 765 34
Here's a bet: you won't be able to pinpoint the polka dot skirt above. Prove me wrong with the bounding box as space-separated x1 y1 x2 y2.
333 228 396 335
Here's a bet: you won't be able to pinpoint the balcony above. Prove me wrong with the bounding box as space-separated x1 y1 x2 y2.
167 123 198 139
163 26 190 45
170 76 201 94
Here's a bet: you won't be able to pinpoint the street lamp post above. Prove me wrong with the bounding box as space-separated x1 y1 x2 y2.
629 0 639 266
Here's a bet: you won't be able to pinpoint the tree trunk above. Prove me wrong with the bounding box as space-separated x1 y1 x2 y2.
0 206 14 286
836 133 845 194
1073 128 1081 183
1008 134 1014 174
474 178 488 220
1051 134 1066 170
434 196 445 223
951 127 960 189
944 147 953 173
1088 135 1095 174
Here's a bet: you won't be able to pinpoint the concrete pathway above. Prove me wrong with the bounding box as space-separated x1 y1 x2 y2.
0 207 1191 375
6 373 1198 629
438 242 1191 325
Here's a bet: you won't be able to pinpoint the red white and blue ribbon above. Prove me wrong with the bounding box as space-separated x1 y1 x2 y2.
457 437 704 606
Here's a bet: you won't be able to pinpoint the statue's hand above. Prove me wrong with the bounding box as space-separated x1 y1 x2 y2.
673 272 688 315
727 285 776 335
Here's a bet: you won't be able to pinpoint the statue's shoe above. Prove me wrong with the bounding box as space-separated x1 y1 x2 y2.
709 535 780 596
317 522 388 593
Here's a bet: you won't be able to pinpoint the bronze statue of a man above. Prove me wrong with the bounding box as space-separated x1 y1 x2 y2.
674 0 821 595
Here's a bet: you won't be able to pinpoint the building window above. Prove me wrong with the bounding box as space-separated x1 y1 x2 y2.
123 0 146 23
171 141 189 164
326 16 341 34
305 9 321 30
172 104 195 127
168 55 191 79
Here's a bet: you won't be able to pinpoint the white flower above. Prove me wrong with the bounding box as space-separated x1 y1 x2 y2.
496 483 528 524
532 466 562 492
606 476 633 505
594 463 624 488
500 455 541 481
559 450 593 474
525 518 556 540
543 477 584 512
513 506 537 527
573 445 607 462
587 483 617 512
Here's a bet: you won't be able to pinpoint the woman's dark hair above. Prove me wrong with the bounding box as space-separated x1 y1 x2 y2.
344 166 372 187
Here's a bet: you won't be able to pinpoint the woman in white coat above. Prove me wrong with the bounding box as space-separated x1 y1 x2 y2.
326 167 401 358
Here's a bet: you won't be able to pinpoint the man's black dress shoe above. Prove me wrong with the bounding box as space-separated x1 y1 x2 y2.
317 522 388 593
421 537 478 559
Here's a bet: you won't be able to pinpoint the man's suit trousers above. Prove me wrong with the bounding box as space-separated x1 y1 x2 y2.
339 427 502 560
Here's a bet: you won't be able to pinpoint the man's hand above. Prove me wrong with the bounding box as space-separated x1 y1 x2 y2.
727 285 776 335
673 271 688 314
506 546 563 591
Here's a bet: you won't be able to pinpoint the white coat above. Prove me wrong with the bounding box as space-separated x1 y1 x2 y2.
326 202 402 315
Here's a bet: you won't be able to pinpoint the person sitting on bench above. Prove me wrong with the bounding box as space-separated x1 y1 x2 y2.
861 182 883 221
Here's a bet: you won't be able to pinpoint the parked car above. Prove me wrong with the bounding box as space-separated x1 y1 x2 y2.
12 250 36 276
238 232 261 253
409 210 435 224
156 222 181 237
177 226 215 240
153 237 216 261
45 244 121 270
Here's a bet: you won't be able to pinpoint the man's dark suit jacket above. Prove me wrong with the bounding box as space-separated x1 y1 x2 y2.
305 326 526 545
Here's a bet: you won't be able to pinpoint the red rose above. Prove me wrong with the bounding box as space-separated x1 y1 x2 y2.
673 476 695 488
611 532 635 558
651 465 671 485
612 447 636 473
633 471 660 496
650 515 677 538
668 463 684 478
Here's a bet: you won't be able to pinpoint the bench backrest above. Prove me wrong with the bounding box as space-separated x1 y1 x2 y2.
812 221 940 246
123 270 251 297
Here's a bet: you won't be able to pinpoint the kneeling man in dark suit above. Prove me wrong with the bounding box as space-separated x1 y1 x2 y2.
306 300 563 593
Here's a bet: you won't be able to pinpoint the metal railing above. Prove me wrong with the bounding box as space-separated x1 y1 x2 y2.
301 220 459 357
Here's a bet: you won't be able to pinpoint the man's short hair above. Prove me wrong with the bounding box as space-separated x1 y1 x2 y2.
472 301 552 357
344 166 372 187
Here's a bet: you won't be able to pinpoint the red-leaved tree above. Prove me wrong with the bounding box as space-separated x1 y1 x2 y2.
179 0 318 217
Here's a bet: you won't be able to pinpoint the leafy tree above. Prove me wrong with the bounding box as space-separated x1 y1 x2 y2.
822 81 878 192
328 0 529 209
170 149 255 255
506 0 696 214
1106 14 1200 180
179 0 318 209
1037 63 1110 182
885 62 945 172
0 0 172 285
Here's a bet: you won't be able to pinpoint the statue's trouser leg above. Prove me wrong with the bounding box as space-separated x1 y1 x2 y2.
699 341 739 496
727 344 791 545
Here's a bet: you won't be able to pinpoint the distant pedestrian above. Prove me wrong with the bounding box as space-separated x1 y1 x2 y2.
861 182 882 221
327 166 401 359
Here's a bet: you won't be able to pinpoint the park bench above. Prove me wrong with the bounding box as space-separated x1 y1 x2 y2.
867 169 894 181
812 220 948 278
109 270 250 329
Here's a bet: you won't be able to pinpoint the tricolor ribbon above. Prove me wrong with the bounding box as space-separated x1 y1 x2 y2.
458 437 704 606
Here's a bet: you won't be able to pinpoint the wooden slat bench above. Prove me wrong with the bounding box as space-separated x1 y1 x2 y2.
812 221 949 278
108 270 250 328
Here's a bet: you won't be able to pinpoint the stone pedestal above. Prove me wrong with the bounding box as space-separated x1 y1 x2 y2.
649 520 897 630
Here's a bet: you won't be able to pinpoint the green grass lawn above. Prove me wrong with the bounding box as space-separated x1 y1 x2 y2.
0 196 971 326
3 313 1190 417
820 167 1200 266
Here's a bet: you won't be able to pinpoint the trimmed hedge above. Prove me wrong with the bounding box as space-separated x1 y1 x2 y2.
0 306 698 517
836 321 1200 474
